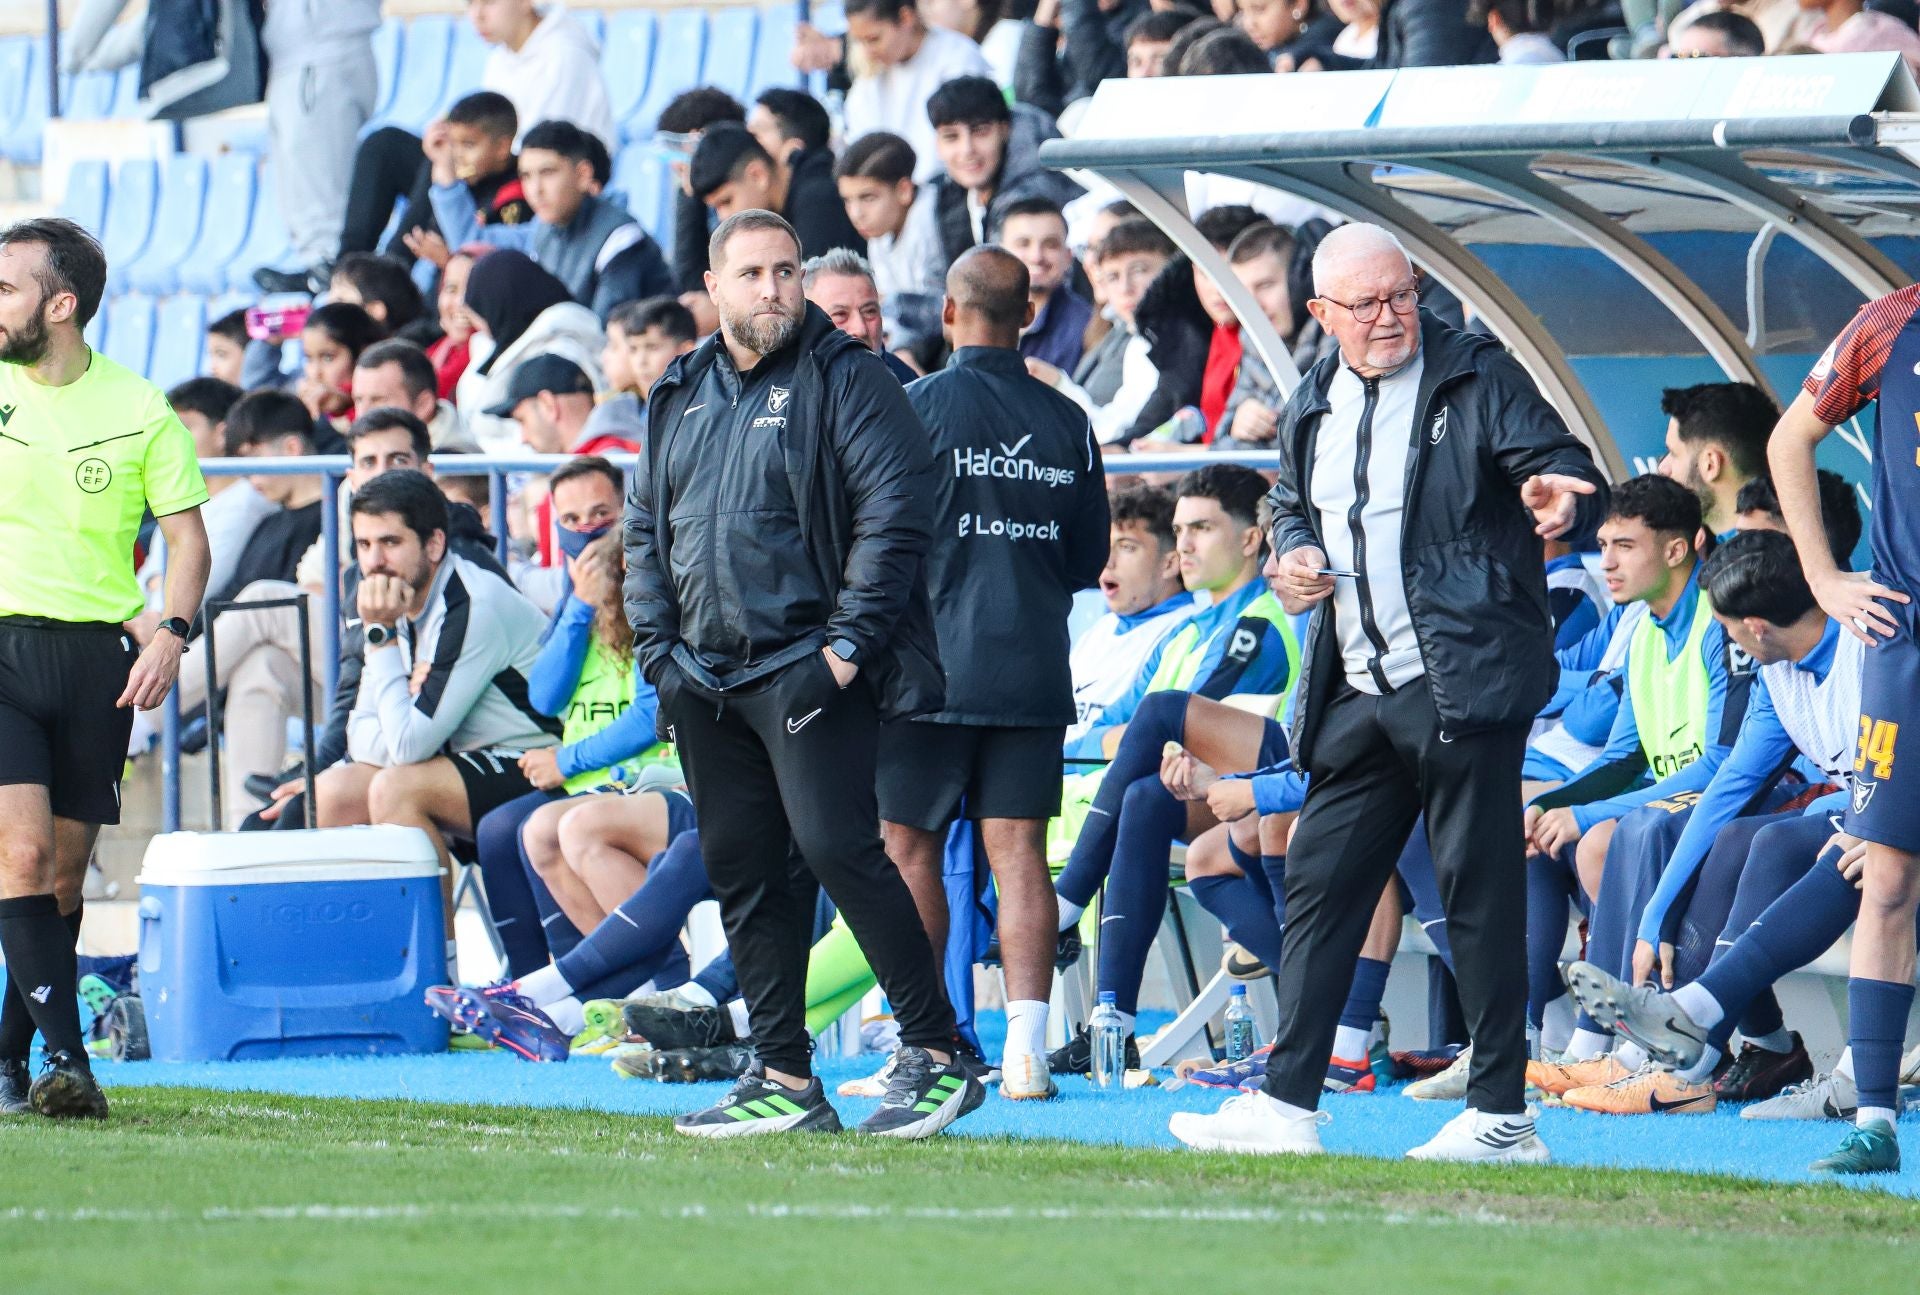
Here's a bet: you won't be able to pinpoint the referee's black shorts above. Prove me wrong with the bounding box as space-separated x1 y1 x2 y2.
877 720 1066 832
0 617 138 824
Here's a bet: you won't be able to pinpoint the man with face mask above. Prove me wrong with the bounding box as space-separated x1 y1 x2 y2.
625 209 979 1141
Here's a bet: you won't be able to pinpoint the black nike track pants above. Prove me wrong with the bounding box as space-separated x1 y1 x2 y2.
1260 680 1531 1115
660 652 956 1076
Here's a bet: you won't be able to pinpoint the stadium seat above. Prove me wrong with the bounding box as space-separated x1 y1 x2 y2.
209 290 253 324
126 154 210 296
178 154 259 295
103 293 158 378
630 10 707 142
84 305 106 355
65 68 118 120
108 62 143 118
434 20 492 120
373 14 454 135
101 158 160 294
612 144 672 244
227 161 293 294
1 44 49 164
603 10 658 141
703 9 759 103
748 4 800 96
0 38 32 140
812 2 848 36
148 295 209 392
371 19 404 122
58 158 111 238
575 8 606 47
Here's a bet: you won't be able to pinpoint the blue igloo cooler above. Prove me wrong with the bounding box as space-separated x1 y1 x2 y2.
136 826 451 1062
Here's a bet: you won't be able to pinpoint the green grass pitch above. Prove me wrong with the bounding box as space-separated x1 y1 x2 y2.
1 1088 1915 1293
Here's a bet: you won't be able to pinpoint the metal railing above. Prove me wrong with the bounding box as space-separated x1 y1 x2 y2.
161 447 1277 830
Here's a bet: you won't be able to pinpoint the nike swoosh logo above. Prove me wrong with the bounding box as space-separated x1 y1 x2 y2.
999 434 1033 456
685 403 707 415
1668 722 1687 740
1100 914 1125 924
786 708 822 734
1648 1092 1711 1113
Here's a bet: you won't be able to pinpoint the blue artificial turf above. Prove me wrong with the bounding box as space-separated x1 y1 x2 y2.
93 1009 1920 1199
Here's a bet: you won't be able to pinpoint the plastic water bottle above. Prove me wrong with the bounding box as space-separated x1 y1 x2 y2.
1150 406 1207 445
1090 992 1126 1088
1224 985 1260 1062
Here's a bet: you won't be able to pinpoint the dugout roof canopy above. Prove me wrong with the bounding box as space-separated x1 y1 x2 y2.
1041 53 1920 477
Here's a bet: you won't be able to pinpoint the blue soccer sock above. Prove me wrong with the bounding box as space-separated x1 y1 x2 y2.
1093 773 1188 1016
1332 956 1391 1060
1696 848 1860 1050
474 797 554 979
555 831 712 995
1849 977 1914 1125
521 837 585 962
1394 826 1454 972
1187 874 1285 971
1527 848 1578 1029
1055 691 1188 909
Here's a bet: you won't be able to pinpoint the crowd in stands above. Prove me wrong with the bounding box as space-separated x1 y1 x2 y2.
72 0 1910 1164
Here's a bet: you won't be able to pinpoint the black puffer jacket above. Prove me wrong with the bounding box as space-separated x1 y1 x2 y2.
1122 252 1212 445
1012 0 1147 117
1369 0 1497 68
624 304 945 721
1267 313 1607 765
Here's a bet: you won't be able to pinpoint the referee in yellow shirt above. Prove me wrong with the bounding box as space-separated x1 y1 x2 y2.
0 218 210 1119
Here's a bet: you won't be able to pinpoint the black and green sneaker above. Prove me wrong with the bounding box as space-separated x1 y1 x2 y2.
673 1065 842 1138
856 1046 986 1139
0 1058 31 1115
1810 1118 1901 1174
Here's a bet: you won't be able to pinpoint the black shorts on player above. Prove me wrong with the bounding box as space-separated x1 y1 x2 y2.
450 747 546 824
877 722 1066 830
0 618 138 824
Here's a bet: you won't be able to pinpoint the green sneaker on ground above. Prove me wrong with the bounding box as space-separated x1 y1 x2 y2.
571 1000 629 1054
674 1066 842 1138
1810 1118 1901 1175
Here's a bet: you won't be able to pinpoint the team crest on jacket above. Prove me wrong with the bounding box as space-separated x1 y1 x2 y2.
1854 779 1877 815
768 386 791 414
1429 409 1448 445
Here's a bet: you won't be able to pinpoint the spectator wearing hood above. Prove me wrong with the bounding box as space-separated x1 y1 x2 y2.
457 251 606 453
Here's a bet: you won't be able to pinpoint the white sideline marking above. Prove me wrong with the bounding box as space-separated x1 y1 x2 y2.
0 1202 1513 1227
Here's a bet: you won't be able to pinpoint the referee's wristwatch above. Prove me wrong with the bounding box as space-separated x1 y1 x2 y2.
156 616 190 644
365 622 396 649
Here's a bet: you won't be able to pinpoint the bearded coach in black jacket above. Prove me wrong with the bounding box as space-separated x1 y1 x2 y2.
1169 223 1606 1165
880 246 1109 1103
625 210 982 1142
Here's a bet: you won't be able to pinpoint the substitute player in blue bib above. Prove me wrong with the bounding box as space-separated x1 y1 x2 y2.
1770 283 1920 1173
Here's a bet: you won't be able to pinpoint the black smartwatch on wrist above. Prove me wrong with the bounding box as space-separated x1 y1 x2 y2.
157 616 190 642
